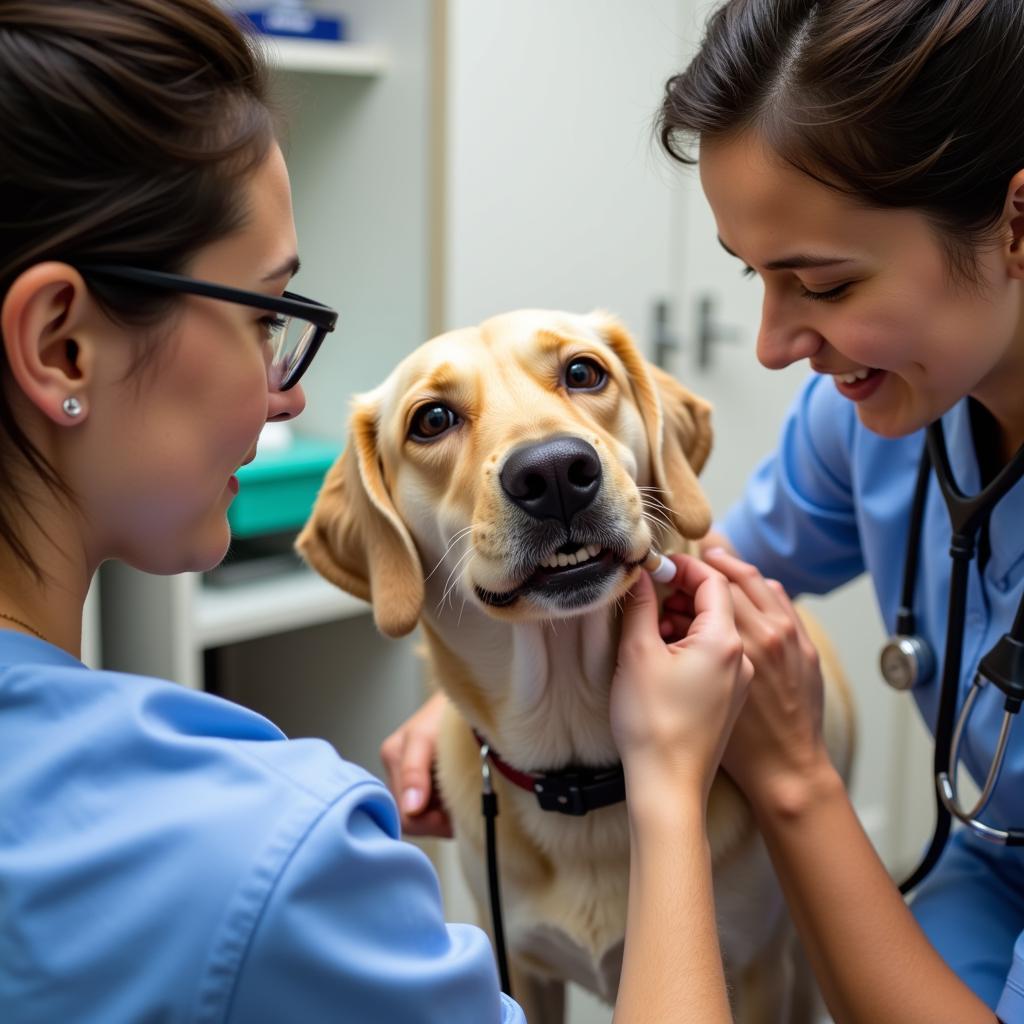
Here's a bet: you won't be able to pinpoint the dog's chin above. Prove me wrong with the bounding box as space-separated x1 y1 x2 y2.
473 549 642 619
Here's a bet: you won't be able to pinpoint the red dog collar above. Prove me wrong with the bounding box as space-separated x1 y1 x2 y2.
472 728 626 816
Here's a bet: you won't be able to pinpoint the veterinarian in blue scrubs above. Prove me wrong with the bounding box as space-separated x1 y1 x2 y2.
390 2 1024 1021
663 1 1024 1020
0 3 753 1021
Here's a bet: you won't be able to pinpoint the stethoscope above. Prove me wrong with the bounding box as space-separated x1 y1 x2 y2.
878 419 1024 895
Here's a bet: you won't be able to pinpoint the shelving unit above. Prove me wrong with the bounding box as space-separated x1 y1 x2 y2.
195 569 366 649
101 561 367 691
266 37 388 76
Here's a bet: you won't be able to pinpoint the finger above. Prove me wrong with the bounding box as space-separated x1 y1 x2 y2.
725 578 764 634
379 733 402 793
765 577 813 641
740 653 755 686
663 552 727 600
703 547 786 615
620 569 661 648
397 734 439 817
401 764 454 837
697 529 737 557
668 554 738 637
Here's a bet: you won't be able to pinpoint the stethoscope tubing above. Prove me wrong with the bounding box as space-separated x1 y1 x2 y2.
897 420 1024 893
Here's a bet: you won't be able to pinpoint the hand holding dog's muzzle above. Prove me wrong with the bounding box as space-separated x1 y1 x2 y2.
610 554 753 817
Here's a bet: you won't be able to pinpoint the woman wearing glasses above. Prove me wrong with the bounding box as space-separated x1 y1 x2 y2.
0 3 752 1021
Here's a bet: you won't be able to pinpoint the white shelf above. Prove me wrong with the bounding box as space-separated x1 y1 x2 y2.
263 37 388 75
196 568 369 648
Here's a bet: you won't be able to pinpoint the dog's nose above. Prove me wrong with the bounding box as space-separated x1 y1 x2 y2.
500 436 602 525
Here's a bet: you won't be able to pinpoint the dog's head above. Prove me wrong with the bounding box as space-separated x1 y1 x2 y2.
297 309 711 637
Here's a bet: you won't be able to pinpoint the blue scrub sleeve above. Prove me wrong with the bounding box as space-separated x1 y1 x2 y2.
908 828 1024 1012
226 779 524 1024
999 933 1024 1022
721 373 865 596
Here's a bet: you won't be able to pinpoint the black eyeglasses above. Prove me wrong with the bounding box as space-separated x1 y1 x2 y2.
77 264 338 391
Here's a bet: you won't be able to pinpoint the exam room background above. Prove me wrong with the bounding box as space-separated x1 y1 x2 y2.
90 2 935 1020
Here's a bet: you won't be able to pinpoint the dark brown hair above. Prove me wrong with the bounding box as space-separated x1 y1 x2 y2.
0 0 276 576
658 0 1024 281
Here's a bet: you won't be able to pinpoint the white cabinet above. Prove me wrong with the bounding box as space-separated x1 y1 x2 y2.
81 578 102 668
100 563 367 690
266 37 388 75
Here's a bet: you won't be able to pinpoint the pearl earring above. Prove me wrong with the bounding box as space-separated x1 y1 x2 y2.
62 396 82 418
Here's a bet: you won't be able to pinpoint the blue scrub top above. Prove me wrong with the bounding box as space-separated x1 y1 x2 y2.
723 371 1024 1015
0 631 524 1024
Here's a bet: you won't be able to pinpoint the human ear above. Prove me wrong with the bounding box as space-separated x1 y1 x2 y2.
1 263 97 425
1004 170 1024 277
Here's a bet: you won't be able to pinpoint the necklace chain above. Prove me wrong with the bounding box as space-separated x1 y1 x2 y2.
0 611 47 642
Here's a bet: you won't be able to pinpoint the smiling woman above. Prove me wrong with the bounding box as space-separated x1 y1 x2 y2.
661 0 1024 453
649 1 1024 1022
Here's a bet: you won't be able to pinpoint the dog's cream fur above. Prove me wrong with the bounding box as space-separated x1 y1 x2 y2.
298 309 854 1024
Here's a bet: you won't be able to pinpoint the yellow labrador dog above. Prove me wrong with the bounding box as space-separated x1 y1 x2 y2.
297 309 854 1024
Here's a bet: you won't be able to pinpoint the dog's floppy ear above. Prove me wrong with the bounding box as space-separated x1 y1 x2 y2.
590 311 713 539
296 401 424 637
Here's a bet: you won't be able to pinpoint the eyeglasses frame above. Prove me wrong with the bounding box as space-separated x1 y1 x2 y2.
75 263 338 391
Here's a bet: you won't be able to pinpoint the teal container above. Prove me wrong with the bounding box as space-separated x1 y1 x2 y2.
228 435 343 538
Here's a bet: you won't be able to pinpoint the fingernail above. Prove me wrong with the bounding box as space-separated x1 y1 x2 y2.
704 546 726 558
402 787 423 812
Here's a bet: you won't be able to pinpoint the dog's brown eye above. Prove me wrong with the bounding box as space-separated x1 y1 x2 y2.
409 403 459 442
565 358 606 391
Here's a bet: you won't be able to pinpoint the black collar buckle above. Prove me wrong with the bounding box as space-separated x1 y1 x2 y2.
532 765 625 816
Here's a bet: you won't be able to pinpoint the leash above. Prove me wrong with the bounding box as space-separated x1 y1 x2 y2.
474 728 626 996
479 744 513 996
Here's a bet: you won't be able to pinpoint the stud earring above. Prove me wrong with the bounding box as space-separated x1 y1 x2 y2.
62 396 83 418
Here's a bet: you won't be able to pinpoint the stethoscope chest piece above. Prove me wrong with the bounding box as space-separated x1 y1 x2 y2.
880 633 936 691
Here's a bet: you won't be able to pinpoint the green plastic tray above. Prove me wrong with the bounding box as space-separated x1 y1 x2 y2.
228 435 343 538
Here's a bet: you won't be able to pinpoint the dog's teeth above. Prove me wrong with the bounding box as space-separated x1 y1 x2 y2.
536 545 602 571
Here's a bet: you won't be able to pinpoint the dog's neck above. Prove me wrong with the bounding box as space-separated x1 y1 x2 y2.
420 596 623 772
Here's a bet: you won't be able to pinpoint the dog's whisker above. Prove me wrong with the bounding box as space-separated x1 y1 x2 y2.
640 494 673 512
438 564 472 613
424 527 475 582
439 547 477 611
445 556 476 612
640 505 675 527
640 493 675 515
642 514 674 535
641 509 674 535
640 499 673 521
642 512 674 534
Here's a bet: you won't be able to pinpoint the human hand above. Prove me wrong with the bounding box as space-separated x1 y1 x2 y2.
700 548 829 807
697 528 737 558
379 691 454 838
610 554 752 816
